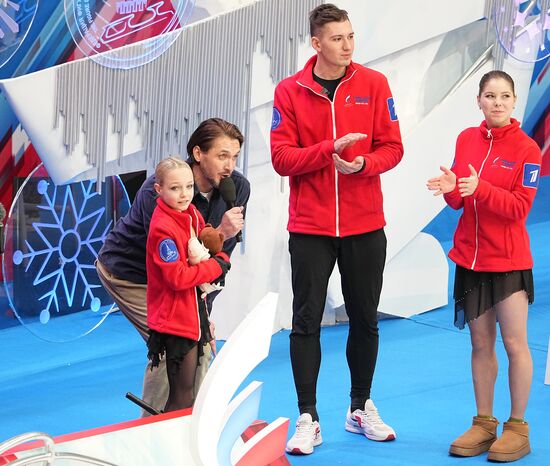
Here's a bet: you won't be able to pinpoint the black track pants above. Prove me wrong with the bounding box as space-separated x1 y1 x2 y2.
288 229 386 413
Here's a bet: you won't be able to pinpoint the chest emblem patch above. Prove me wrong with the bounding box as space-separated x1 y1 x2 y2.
345 95 370 106
491 157 516 170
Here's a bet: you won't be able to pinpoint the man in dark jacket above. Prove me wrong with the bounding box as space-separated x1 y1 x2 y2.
97 118 250 415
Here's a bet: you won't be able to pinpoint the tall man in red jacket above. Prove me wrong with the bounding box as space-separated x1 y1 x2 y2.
271 4 404 455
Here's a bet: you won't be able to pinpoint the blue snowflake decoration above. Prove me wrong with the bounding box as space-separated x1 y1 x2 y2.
12 179 109 324
3 168 130 342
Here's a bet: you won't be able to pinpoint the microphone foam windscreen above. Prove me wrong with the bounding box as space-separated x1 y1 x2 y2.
218 177 237 204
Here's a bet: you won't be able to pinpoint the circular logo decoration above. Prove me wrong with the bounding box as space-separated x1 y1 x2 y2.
271 107 281 130
0 0 39 69
64 0 195 69
494 0 550 63
2 164 130 342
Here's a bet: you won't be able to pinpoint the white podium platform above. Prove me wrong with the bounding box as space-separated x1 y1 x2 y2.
0 294 289 466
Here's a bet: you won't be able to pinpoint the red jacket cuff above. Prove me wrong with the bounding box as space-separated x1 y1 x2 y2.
216 251 230 262
357 156 370 174
473 178 489 200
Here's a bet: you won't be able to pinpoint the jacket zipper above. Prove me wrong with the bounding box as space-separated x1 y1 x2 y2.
296 70 357 237
191 209 201 341
471 129 493 270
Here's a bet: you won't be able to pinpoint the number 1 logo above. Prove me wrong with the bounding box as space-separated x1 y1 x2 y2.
523 163 541 189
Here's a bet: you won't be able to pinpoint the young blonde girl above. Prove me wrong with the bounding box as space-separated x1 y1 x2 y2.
146 157 230 412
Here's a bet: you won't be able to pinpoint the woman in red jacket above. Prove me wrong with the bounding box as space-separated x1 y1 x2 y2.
146 157 230 412
427 70 541 463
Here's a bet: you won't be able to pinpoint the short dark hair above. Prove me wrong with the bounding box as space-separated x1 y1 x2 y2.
309 3 349 38
187 118 244 160
478 70 515 96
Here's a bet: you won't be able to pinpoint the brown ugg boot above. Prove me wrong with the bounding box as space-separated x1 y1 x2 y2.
487 421 530 462
449 416 499 457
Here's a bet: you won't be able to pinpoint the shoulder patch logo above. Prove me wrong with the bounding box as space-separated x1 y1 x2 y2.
271 107 282 130
159 238 179 263
523 163 540 188
387 97 398 121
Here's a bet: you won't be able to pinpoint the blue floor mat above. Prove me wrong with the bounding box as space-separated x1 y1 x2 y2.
1 180 548 465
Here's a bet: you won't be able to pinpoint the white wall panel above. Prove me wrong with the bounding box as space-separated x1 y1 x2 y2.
1 0 539 339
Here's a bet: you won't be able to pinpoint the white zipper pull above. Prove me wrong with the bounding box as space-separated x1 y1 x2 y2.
487 129 492 139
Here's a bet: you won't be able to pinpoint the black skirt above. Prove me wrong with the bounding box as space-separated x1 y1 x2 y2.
147 290 212 374
453 266 534 330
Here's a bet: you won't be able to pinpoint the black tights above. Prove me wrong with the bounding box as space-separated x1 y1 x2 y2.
164 345 198 412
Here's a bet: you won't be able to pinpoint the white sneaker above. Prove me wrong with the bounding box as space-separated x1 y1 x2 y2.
345 399 396 441
286 413 323 455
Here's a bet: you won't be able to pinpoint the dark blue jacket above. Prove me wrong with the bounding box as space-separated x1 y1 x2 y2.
98 167 250 289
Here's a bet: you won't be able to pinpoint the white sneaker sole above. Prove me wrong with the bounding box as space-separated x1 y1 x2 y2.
345 422 396 441
285 436 323 455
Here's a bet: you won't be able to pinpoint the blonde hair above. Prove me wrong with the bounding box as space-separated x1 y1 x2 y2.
155 156 191 185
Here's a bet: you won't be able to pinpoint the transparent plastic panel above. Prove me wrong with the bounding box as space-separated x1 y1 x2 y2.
64 0 196 69
494 0 550 63
0 0 39 69
2 164 130 342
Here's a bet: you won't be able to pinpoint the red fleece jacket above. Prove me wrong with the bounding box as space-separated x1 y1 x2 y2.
271 55 403 237
146 199 228 340
444 119 542 272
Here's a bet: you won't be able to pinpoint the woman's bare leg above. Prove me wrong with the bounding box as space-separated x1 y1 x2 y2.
468 309 498 416
495 291 532 420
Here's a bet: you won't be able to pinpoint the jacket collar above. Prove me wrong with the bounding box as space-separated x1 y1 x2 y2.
296 55 357 94
156 198 200 233
478 118 520 140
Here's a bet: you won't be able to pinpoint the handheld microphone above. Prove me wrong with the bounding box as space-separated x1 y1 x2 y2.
218 177 242 243
0 202 5 254
125 392 161 416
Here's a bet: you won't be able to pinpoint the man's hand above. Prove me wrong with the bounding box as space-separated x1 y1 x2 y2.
427 166 457 196
458 164 479 197
209 321 217 356
333 153 365 174
333 132 367 154
217 206 244 240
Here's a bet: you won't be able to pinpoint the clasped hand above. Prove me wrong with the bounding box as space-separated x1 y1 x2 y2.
333 132 367 174
457 164 479 197
426 164 478 197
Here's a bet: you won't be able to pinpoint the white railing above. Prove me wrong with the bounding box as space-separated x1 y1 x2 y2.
0 432 117 466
